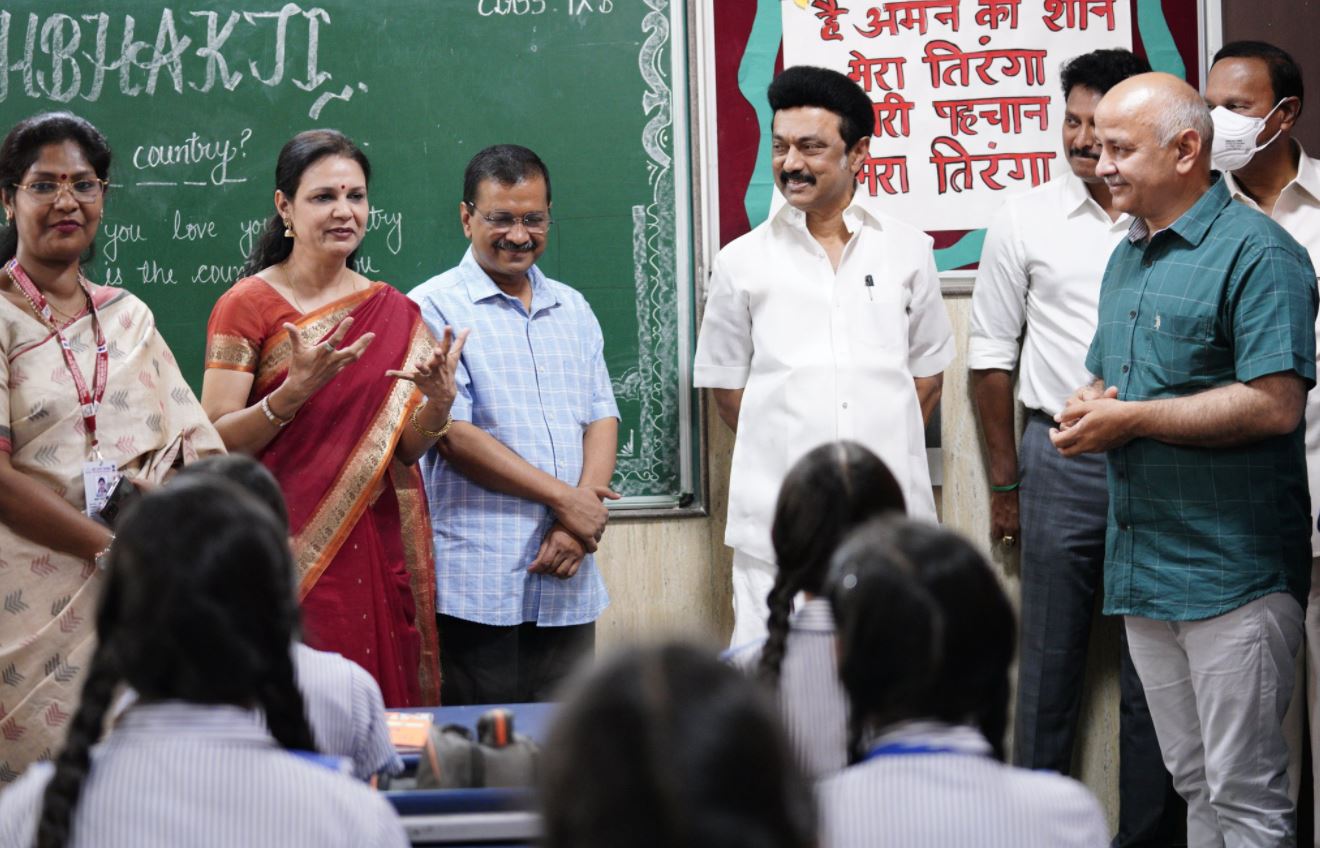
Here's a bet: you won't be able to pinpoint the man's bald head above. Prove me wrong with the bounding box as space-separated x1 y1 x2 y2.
1100 72 1214 152
1094 73 1215 229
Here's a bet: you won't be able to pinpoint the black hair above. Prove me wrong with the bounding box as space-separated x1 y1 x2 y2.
35 477 316 848
758 441 905 686
0 111 112 266
1058 48 1151 99
1214 40 1305 112
242 129 372 277
540 642 816 848
827 518 1015 763
462 144 552 206
177 454 289 533
767 65 875 149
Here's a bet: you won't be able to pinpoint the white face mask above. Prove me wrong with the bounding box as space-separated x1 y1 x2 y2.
1210 99 1286 171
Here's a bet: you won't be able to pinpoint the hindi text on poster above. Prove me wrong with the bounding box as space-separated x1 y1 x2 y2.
781 0 1129 231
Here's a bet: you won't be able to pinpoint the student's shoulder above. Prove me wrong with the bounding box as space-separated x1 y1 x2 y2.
1003 765 1106 820
0 762 52 845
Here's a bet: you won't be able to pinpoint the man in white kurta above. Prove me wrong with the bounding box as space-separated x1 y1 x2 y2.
694 65 954 647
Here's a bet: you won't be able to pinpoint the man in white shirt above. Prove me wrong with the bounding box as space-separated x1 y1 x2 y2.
1207 38 1320 827
694 65 954 647
969 49 1182 845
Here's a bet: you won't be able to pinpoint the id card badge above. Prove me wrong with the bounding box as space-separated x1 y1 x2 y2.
83 460 120 517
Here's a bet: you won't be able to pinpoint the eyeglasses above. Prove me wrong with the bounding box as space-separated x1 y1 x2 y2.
465 201 552 234
12 178 108 204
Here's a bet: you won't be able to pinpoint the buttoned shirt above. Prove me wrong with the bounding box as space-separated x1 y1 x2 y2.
0 703 408 848
694 200 955 562
817 722 1108 848
1224 143 1320 556
727 598 848 780
1086 175 1317 621
409 249 619 627
970 172 1132 416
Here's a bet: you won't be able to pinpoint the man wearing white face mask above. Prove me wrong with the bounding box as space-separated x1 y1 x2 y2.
1208 39 1320 827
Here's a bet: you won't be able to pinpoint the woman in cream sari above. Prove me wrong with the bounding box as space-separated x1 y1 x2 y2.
0 112 224 786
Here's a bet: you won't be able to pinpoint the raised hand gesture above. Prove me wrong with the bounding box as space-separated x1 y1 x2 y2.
283 316 375 401
385 326 470 409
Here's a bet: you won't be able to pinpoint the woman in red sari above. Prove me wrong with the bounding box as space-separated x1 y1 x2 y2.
201 130 465 706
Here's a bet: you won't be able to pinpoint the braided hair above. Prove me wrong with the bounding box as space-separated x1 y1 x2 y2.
757 441 905 686
35 477 316 848
827 518 1016 763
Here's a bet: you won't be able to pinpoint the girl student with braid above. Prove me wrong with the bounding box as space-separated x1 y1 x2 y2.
0 477 407 848
817 518 1107 847
726 440 906 780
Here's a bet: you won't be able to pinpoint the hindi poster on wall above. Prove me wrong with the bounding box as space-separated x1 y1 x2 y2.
781 0 1132 231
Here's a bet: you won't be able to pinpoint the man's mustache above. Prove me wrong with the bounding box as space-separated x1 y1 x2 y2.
495 239 536 251
1069 148 1100 161
780 170 816 186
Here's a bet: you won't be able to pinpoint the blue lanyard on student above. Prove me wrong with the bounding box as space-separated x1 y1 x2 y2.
862 741 962 761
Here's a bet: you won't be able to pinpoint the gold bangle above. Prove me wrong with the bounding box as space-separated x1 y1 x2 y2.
410 406 452 440
260 394 294 428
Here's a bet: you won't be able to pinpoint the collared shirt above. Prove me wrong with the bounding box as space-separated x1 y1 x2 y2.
0 703 408 848
694 200 955 562
293 643 402 780
409 249 619 627
970 172 1132 416
727 598 848 780
1086 175 1317 621
1224 143 1320 556
817 721 1108 848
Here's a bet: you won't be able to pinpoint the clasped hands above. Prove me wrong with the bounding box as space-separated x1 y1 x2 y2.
530 483 621 580
1049 383 1139 457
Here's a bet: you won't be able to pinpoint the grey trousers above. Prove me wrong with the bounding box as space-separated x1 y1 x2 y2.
1015 412 1184 846
1128 594 1303 848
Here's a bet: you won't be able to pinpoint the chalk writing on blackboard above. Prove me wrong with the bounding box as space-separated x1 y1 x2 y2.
0 7 363 119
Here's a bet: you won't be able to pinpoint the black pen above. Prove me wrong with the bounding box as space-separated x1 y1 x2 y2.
865 274 875 301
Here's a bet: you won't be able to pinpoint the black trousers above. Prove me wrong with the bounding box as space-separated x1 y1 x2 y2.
437 614 595 705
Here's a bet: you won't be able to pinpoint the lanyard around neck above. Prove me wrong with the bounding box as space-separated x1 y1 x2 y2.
6 259 109 457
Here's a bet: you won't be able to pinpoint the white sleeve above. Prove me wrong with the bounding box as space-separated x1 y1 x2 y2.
693 252 753 389
968 200 1028 372
907 246 956 378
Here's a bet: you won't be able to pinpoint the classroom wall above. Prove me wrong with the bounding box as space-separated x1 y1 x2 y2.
594 289 1125 828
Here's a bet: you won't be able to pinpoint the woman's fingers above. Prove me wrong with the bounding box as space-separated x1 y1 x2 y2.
324 316 355 349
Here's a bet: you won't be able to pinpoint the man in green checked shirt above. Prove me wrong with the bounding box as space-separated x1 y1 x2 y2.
1051 72 1317 847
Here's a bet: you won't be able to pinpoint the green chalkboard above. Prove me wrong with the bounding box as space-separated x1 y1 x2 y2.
0 0 697 507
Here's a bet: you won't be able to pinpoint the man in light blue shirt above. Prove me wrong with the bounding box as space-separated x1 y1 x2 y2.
409 145 620 705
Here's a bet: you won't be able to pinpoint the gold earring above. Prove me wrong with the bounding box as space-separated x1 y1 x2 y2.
283 218 293 239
